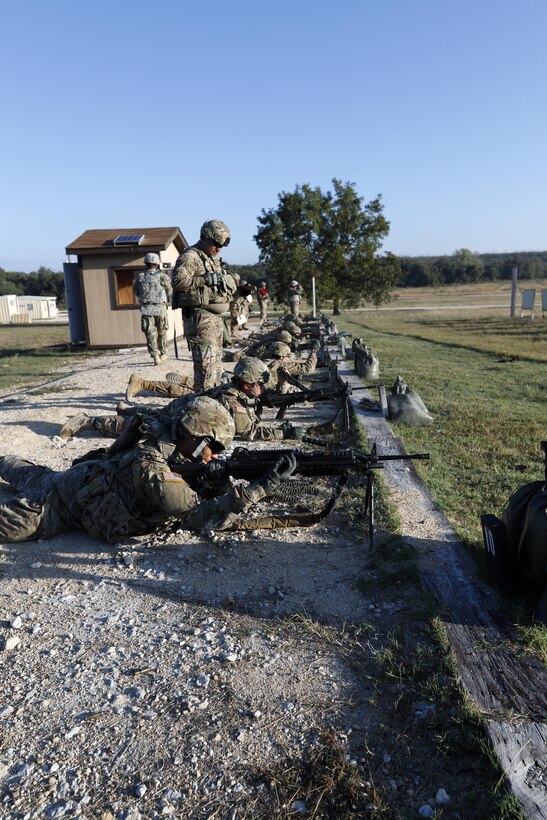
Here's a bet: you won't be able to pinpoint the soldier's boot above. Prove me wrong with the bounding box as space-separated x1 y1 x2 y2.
59 412 94 440
159 352 168 363
116 401 133 415
152 353 161 366
126 374 145 401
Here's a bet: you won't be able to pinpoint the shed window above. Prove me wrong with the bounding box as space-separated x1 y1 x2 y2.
114 268 138 307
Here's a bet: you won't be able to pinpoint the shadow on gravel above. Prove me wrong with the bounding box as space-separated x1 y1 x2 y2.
0 518 377 628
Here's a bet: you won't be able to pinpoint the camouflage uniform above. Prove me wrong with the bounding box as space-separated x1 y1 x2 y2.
0 414 271 544
62 380 292 443
134 267 173 362
267 342 318 391
244 328 295 361
166 382 288 442
229 278 254 338
287 281 303 319
172 223 236 392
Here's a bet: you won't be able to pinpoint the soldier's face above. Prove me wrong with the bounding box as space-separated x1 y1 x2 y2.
205 242 221 257
241 381 262 398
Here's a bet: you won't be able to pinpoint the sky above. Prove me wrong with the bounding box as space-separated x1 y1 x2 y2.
1 0 547 272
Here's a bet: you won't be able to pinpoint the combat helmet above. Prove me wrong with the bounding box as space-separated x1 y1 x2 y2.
283 320 301 337
259 281 267 287
290 280 299 287
144 252 160 266
234 357 270 385
283 314 303 327
277 330 293 345
200 219 231 247
269 342 291 359
174 395 235 456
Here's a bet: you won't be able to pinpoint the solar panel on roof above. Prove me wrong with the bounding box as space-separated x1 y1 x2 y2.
113 234 145 246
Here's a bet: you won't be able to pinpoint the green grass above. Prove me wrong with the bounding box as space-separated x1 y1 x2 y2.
0 323 100 392
337 311 546 549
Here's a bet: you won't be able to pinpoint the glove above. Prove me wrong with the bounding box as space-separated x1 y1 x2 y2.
281 423 306 441
205 460 228 482
259 453 297 495
311 340 321 352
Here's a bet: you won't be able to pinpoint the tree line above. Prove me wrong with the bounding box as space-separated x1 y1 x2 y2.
2 185 545 315
399 249 547 288
0 267 66 305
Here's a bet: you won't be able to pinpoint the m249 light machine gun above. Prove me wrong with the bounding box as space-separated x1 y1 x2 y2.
173 442 430 546
267 368 379 427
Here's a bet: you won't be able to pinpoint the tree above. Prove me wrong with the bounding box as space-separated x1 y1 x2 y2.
254 179 400 313
451 248 484 283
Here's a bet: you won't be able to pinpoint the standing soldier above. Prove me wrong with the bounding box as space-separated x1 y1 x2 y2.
287 280 304 319
172 220 237 392
257 281 269 328
134 253 173 365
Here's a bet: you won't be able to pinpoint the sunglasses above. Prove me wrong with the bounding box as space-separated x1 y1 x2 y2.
212 237 230 249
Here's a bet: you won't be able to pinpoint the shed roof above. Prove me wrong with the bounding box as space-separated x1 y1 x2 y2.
66 227 188 255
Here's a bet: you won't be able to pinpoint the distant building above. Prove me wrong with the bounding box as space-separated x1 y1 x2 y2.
0 294 58 324
64 227 188 348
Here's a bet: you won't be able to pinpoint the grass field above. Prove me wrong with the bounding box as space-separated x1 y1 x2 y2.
0 323 99 393
333 284 546 631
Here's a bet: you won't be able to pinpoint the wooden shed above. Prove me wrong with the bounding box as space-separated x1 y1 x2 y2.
64 227 188 348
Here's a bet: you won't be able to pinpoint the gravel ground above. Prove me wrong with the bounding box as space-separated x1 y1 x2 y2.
0 332 496 819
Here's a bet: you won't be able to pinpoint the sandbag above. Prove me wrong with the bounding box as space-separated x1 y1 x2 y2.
387 376 433 426
352 339 379 379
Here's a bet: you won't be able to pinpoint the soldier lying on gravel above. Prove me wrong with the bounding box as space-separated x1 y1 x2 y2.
59 358 307 443
267 342 319 392
0 396 297 543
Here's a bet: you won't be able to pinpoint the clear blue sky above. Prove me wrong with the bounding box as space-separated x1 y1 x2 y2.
2 0 546 272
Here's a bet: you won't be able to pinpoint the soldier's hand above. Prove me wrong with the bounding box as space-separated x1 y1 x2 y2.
311 340 321 352
281 423 306 441
259 453 297 494
206 460 227 482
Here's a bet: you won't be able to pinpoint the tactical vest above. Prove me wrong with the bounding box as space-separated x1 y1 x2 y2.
137 270 168 305
173 247 231 314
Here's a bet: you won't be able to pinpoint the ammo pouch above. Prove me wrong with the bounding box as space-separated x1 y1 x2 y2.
173 285 228 312
172 248 232 312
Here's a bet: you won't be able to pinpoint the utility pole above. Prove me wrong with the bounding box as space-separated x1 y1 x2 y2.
311 272 316 318
510 264 518 318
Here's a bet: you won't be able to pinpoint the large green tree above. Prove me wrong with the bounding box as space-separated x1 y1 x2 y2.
254 179 400 312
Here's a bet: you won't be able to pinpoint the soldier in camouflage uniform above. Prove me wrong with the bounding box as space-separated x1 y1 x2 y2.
267 341 319 392
172 220 237 392
0 396 297 543
58 359 306 442
243 329 296 362
287 280 304 319
134 253 173 365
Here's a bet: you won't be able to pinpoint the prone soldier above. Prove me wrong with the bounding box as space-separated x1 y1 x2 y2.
59 358 307 443
0 396 297 543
